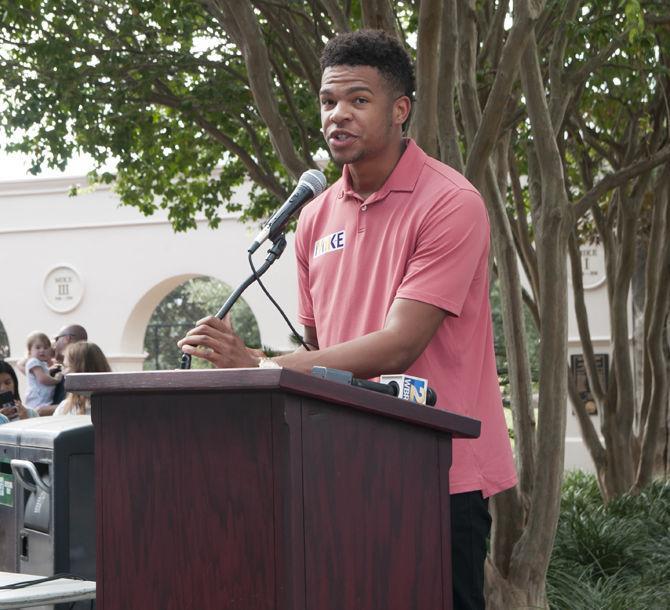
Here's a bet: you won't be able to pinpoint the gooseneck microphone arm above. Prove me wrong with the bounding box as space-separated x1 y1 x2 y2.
179 169 327 371
179 236 288 370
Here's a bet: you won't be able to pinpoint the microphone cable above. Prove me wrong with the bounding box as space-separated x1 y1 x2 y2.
248 249 312 352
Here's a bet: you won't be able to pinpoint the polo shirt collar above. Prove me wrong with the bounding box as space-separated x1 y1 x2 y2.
340 138 426 204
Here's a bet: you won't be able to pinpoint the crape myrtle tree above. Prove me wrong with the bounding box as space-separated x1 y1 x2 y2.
564 11 670 500
1 0 669 607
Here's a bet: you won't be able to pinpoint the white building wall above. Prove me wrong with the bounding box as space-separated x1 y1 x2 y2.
1 175 300 390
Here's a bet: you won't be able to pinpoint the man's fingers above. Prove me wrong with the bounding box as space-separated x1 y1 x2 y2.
180 322 227 343
177 314 248 369
178 332 227 351
193 315 232 330
181 343 216 360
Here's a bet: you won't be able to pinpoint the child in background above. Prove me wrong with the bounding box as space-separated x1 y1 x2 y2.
24 331 63 409
54 342 111 416
0 360 38 423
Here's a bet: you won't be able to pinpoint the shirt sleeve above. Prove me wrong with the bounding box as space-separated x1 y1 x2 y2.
295 214 315 327
395 188 490 317
25 357 44 374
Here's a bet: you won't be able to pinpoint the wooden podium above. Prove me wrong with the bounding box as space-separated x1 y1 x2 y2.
67 368 479 610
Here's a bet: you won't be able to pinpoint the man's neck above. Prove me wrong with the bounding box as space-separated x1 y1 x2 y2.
348 139 407 200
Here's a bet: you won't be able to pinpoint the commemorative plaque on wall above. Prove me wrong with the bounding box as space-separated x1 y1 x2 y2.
43 265 84 313
573 243 607 290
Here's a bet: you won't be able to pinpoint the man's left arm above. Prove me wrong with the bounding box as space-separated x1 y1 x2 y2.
178 298 446 378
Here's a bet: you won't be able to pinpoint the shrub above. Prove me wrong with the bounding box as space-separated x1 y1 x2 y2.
547 472 670 610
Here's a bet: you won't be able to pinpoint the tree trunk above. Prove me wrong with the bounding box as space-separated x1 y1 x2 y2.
436 0 464 171
567 233 608 483
635 168 670 488
207 0 310 180
497 29 572 608
360 0 398 34
409 0 441 157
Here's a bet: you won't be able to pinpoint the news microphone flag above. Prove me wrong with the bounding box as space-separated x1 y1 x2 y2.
379 374 430 405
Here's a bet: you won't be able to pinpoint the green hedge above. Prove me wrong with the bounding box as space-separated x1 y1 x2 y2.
547 471 670 609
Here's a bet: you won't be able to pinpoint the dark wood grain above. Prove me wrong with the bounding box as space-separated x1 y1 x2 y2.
301 398 447 610
439 435 454 610
270 395 306 610
94 391 275 610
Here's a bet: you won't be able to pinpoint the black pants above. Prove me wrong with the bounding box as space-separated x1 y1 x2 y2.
450 491 491 610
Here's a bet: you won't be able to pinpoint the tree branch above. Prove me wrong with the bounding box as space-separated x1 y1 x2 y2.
410 0 442 157
436 0 464 171
568 32 628 92
465 0 539 186
573 144 670 219
566 366 607 467
259 3 322 95
483 164 537 502
203 0 309 180
147 87 287 200
568 232 605 401
316 0 350 31
519 30 566 198
456 0 482 147
360 0 398 35
636 167 670 487
268 53 317 167
547 0 580 132
508 149 540 301
477 0 507 70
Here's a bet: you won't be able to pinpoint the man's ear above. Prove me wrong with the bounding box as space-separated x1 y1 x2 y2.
393 96 412 127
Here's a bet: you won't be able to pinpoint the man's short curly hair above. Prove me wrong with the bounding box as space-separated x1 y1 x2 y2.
320 29 415 100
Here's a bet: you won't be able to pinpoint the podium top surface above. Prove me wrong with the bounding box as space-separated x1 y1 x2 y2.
66 368 480 438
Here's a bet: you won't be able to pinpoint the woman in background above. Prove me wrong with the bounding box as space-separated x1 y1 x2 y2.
0 360 38 423
53 342 111 416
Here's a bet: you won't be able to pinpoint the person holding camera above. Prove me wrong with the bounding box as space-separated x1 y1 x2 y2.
0 360 38 424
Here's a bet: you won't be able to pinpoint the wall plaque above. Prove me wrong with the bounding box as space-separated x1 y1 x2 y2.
578 244 606 289
43 265 84 313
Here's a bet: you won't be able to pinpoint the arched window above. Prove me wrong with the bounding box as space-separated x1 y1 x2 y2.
143 277 261 370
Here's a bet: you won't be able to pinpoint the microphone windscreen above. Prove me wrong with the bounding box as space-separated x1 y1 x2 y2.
302 169 327 196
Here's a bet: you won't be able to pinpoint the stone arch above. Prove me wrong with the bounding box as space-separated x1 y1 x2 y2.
120 273 203 356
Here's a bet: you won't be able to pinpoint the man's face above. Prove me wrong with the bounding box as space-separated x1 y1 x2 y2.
54 332 73 360
319 65 407 167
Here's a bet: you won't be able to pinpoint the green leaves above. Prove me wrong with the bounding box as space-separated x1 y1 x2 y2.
549 474 670 609
0 0 324 231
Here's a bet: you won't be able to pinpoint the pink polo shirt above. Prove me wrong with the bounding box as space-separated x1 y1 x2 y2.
295 140 517 497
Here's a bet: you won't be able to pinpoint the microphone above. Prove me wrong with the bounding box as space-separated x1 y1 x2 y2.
248 169 327 254
379 374 437 406
312 367 437 406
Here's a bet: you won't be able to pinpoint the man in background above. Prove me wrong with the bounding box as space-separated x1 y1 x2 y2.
41 324 88 415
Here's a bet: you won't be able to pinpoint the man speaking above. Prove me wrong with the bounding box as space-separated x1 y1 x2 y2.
179 29 516 610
